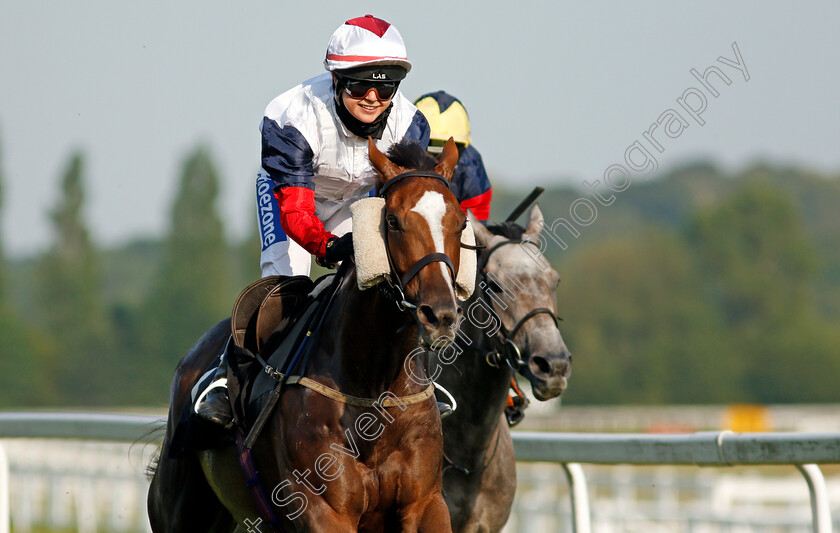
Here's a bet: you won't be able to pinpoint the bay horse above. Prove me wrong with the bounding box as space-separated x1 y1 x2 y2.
430 205 572 533
148 138 472 532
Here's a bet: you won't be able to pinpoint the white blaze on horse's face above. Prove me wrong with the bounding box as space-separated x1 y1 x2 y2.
410 190 457 301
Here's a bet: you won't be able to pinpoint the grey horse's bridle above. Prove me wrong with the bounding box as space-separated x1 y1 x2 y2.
476 239 562 371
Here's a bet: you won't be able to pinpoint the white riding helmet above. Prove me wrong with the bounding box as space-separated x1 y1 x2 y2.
324 15 412 76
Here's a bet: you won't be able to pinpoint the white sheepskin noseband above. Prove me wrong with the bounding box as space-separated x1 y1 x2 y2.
350 197 476 300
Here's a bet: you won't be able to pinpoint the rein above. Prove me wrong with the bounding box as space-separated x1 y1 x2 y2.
442 422 501 478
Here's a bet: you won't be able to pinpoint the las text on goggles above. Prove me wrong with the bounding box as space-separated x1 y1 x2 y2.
338 76 399 100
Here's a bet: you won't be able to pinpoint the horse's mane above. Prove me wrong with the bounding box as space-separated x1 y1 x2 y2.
386 141 437 171
485 221 526 240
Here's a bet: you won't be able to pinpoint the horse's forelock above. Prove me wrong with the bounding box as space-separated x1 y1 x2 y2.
386 141 437 171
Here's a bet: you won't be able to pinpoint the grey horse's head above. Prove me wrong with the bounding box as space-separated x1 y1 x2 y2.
472 205 572 400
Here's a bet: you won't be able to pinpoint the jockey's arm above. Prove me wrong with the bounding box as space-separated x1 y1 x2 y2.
452 144 492 222
274 186 335 258
261 118 335 258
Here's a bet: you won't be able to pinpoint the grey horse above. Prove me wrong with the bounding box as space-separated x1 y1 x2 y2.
431 204 572 533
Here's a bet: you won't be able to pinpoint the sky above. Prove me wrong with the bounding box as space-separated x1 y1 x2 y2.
1 2 838 258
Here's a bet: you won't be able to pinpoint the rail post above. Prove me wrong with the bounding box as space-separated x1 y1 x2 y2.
796 464 832 533
0 443 8 533
561 463 591 533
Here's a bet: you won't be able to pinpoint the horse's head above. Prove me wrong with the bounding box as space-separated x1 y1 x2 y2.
368 138 467 346
472 205 572 400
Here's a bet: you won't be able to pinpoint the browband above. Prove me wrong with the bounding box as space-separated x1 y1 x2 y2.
377 170 451 197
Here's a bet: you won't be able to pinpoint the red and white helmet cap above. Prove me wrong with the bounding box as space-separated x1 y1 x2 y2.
324 15 411 75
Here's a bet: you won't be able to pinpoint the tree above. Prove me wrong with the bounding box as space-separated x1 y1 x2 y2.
233 200 262 288
0 131 55 405
686 181 837 402
0 131 5 298
140 146 233 402
559 228 736 405
688 181 818 327
32 152 114 404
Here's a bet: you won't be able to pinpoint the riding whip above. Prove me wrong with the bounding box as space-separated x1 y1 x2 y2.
505 186 544 223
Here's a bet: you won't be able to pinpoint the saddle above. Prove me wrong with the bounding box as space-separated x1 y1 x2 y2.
231 275 315 354
169 275 317 458
227 274 339 431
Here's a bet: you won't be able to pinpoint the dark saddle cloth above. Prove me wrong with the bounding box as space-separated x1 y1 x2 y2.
169 274 329 457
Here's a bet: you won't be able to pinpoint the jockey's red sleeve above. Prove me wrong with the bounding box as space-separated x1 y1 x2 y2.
275 186 336 257
459 188 492 221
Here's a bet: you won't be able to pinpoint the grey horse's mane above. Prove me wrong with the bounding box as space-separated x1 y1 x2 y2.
485 221 525 240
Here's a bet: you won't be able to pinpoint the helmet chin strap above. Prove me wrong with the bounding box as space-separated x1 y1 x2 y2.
332 79 393 140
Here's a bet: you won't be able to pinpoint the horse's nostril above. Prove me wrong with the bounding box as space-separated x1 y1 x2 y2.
439 310 456 328
419 305 438 325
530 355 551 376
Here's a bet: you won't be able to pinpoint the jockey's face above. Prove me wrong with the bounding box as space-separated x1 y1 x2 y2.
341 88 392 124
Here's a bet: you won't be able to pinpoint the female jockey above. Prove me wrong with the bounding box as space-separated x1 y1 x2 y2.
197 15 485 427
258 15 429 277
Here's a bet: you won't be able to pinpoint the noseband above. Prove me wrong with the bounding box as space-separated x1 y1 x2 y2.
376 171 469 312
477 239 562 370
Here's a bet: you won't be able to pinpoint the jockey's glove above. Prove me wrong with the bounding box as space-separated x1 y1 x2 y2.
319 233 354 267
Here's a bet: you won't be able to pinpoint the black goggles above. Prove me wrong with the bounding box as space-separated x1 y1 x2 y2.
338 76 399 100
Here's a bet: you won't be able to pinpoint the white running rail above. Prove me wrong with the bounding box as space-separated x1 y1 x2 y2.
0 413 838 533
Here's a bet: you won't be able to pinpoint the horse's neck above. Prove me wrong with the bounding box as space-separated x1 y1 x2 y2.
313 273 422 398
441 303 513 462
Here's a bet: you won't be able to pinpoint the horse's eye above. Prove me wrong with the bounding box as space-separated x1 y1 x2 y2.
459 219 468 232
486 280 503 293
386 215 400 231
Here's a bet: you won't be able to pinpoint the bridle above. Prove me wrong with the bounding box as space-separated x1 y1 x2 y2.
474 238 562 371
441 237 563 481
375 170 480 312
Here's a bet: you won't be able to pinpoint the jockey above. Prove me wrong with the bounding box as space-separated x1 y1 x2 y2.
197 15 479 427
413 91 492 223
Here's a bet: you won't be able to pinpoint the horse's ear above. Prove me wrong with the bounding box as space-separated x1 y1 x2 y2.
525 204 544 235
368 137 401 182
469 210 494 246
434 137 460 181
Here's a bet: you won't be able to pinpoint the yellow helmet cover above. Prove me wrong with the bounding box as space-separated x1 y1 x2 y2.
414 91 471 152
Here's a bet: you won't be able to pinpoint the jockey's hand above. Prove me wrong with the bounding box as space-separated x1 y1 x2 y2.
318 233 354 268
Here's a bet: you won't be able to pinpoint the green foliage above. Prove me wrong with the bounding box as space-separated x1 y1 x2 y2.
138 147 234 403
0 131 5 298
0 307 59 405
559 229 736 404
0 130 57 406
688 182 818 326
232 202 263 288
32 152 116 404
685 182 836 403
2 145 839 406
